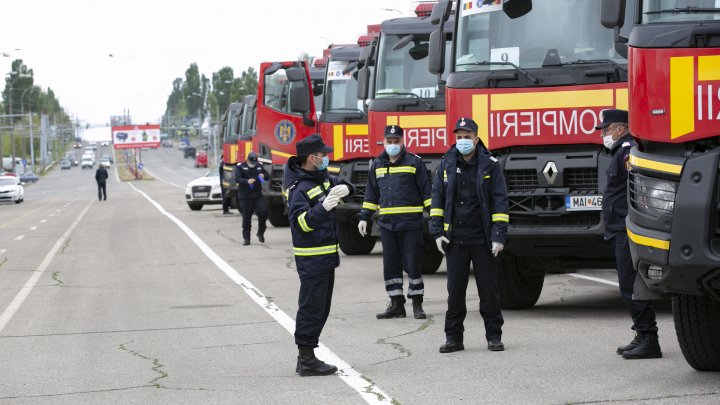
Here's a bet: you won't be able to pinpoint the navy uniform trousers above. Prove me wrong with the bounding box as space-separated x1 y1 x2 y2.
239 196 267 241
295 266 335 348
445 242 504 342
613 232 658 333
380 227 424 298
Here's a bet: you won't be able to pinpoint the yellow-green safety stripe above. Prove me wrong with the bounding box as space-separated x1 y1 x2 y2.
379 206 424 215
492 213 509 222
375 166 417 176
443 223 450 231
423 198 431 207
362 201 379 211
430 208 444 217
293 244 339 256
297 212 313 233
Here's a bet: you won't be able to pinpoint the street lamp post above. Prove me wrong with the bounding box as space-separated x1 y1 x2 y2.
20 87 33 170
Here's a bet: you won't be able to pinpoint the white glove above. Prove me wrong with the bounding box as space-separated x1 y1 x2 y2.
435 236 449 255
358 220 368 236
329 184 350 198
491 242 504 257
322 194 340 212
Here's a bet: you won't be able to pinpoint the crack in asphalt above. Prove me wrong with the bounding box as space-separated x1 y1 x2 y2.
190 340 283 349
0 320 276 339
371 315 435 366
51 271 66 287
60 237 70 254
562 391 720 404
118 341 168 388
0 385 152 401
217 227 241 244
0 257 7 267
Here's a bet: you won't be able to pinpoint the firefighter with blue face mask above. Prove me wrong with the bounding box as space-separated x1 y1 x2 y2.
430 117 509 354
285 133 355 376
359 125 432 320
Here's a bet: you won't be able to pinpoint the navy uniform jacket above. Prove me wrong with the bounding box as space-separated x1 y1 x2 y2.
602 133 636 239
285 157 355 270
430 143 509 247
235 162 269 199
359 148 431 231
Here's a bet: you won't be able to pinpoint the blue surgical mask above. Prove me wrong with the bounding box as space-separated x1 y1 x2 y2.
314 155 329 171
384 144 401 157
456 139 476 155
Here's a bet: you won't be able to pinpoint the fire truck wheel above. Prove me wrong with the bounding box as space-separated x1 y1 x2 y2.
188 203 203 211
673 294 720 371
337 221 377 255
421 234 444 274
497 254 545 309
267 204 289 227
229 195 238 210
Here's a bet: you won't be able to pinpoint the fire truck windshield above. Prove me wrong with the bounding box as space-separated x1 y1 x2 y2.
325 62 363 113
642 0 720 23
375 33 449 99
455 0 623 72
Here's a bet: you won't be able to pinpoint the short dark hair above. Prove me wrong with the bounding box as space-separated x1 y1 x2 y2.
298 155 309 166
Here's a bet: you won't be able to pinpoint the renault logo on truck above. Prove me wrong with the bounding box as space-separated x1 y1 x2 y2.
543 161 558 184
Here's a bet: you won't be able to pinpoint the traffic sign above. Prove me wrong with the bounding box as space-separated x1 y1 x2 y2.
21 159 26 166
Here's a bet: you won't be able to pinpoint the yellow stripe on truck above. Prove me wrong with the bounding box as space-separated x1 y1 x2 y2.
491 89 614 111
627 228 670 251
629 155 682 175
615 88 628 111
334 125 344 160
670 56 695 139
698 55 720 81
386 114 446 128
346 124 368 136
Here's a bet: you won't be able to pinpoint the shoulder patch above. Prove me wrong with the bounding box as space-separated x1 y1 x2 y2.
622 141 632 148
490 156 498 162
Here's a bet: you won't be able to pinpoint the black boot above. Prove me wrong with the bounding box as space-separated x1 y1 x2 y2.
616 333 642 355
411 296 426 319
376 296 406 319
622 332 662 359
296 347 338 376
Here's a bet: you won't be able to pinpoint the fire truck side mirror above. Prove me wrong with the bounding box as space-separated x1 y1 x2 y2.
290 85 310 115
503 0 532 19
357 66 370 101
428 30 445 75
601 0 625 28
430 1 451 26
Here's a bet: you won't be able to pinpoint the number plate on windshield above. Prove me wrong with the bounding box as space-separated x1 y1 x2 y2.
565 195 602 211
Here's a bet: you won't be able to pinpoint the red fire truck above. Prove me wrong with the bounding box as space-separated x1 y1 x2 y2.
430 0 629 308
220 96 257 209
602 0 720 371
355 4 454 274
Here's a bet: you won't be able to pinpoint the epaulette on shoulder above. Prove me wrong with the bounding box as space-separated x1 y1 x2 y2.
411 152 422 160
622 141 632 148
489 155 498 163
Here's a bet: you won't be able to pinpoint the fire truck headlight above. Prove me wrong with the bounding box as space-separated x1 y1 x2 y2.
647 181 676 213
632 173 677 216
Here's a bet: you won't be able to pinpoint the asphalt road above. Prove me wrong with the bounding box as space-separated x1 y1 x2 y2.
0 145 717 404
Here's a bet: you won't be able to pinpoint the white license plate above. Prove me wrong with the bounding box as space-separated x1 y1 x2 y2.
193 192 209 198
565 195 603 211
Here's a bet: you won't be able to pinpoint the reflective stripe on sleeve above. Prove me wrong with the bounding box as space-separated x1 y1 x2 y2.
306 186 323 199
443 223 450 231
423 198 432 207
362 201 379 211
430 208 444 217
492 213 509 222
293 244 339 256
378 206 424 215
297 211 313 233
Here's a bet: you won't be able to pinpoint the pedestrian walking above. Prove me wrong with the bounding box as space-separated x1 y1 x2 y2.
235 152 269 245
597 109 662 359
285 133 354 376
358 125 431 319
219 157 232 215
430 117 509 353
95 163 108 201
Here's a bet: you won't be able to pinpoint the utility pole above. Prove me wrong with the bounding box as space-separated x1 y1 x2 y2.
28 112 33 170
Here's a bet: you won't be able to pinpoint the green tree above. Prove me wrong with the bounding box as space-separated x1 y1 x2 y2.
2 59 35 121
211 66 234 118
182 63 203 120
230 67 258 102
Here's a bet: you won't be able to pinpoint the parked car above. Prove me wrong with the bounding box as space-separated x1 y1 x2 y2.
184 146 197 159
195 151 208 168
19 172 39 183
185 167 222 211
178 141 188 150
162 139 173 148
60 159 72 170
0 175 24 203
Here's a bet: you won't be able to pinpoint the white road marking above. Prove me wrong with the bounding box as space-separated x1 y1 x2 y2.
14 235 24 241
0 200 93 333
40 220 47 223
0 249 6 256
568 273 619 287
29 226 37 231
129 183 394 404
143 167 183 189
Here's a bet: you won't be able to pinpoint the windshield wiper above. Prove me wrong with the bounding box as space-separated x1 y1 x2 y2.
645 6 720 14
457 61 540 84
562 59 628 73
376 89 435 110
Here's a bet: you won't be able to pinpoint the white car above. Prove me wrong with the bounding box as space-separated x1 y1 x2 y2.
0 176 24 204
100 141 110 147
81 157 95 169
185 167 223 211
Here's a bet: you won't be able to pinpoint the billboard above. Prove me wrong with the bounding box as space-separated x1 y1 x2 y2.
112 125 161 149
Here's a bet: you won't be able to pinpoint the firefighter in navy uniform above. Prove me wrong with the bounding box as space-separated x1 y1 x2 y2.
235 152 270 245
598 109 662 360
358 125 431 319
285 134 354 376
219 156 232 215
430 117 509 353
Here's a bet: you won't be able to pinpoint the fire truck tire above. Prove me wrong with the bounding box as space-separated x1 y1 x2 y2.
421 234 444 274
497 254 545 309
673 294 720 371
188 203 203 211
229 195 237 210
267 204 289 227
337 221 377 255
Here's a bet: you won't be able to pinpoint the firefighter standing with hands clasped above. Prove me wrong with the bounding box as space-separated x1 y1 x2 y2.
285 134 355 376
358 125 432 319
597 109 662 360
430 117 509 353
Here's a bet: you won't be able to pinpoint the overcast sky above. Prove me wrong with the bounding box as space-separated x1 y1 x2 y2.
1 0 417 125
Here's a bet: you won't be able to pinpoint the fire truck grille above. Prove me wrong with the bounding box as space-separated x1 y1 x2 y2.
506 170 538 192
510 212 599 229
566 168 598 192
270 168 283 192
351 171 369 203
